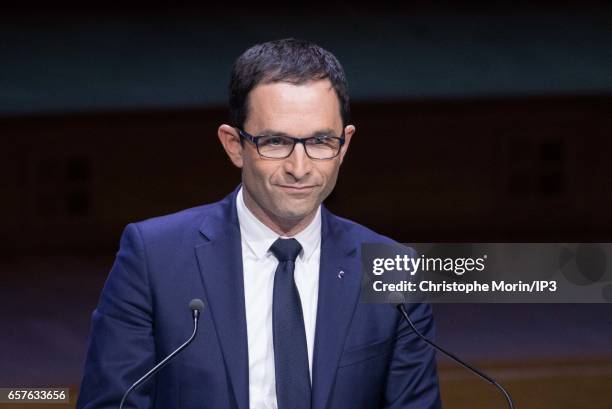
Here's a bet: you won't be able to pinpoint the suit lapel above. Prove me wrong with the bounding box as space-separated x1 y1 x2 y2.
195 189 249 409
194 191 362 409
312 207 362 409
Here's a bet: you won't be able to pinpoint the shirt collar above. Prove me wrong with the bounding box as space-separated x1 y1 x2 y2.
236 187 321 262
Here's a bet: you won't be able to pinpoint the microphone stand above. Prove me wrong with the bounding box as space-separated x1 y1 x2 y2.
396 304 514 409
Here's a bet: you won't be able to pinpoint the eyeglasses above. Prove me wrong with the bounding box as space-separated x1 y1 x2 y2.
237 128 345 160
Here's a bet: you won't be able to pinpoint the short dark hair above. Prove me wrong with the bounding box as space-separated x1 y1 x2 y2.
229 38 350 129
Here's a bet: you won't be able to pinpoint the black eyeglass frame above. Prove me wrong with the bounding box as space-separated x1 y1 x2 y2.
237 127 346 160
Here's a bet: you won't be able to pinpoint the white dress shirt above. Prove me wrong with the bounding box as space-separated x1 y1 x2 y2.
236 187 321 409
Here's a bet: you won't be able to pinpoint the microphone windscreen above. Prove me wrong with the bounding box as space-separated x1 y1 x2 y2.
189 298 205 313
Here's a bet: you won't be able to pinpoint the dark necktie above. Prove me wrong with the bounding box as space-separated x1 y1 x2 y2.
269 238 311 409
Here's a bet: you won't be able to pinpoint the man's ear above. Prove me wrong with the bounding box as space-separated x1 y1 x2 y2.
218 124 244 168
338 124 355 165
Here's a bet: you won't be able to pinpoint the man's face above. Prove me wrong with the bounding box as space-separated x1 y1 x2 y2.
224 79 354 230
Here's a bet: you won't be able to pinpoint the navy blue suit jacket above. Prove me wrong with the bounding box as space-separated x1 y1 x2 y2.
77 187 441 409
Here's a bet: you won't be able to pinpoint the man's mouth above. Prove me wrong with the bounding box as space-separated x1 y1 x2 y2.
279 185 315 190
277 184 317 194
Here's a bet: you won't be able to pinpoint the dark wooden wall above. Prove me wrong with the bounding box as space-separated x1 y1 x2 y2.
2 95 611 255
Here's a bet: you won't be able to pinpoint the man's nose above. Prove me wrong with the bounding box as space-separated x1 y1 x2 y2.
284 142 312 180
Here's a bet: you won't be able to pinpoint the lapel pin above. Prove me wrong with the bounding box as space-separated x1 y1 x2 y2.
337 270 345 279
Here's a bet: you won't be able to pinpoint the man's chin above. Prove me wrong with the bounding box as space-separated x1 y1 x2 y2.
277 210 313 222
275 204 317 223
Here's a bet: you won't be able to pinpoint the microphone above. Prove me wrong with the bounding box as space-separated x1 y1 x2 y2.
395 303 514 409
118 299 205 409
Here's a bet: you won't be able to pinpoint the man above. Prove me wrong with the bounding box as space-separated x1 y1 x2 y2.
78 38 441 409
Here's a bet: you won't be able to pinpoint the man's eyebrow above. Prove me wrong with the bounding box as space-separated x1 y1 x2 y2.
257 128 340 138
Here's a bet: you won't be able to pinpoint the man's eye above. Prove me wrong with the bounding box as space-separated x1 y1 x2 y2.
310 136 334 145
260 136 288 146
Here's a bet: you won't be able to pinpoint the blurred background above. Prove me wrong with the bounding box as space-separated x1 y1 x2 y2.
2 1 612 408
